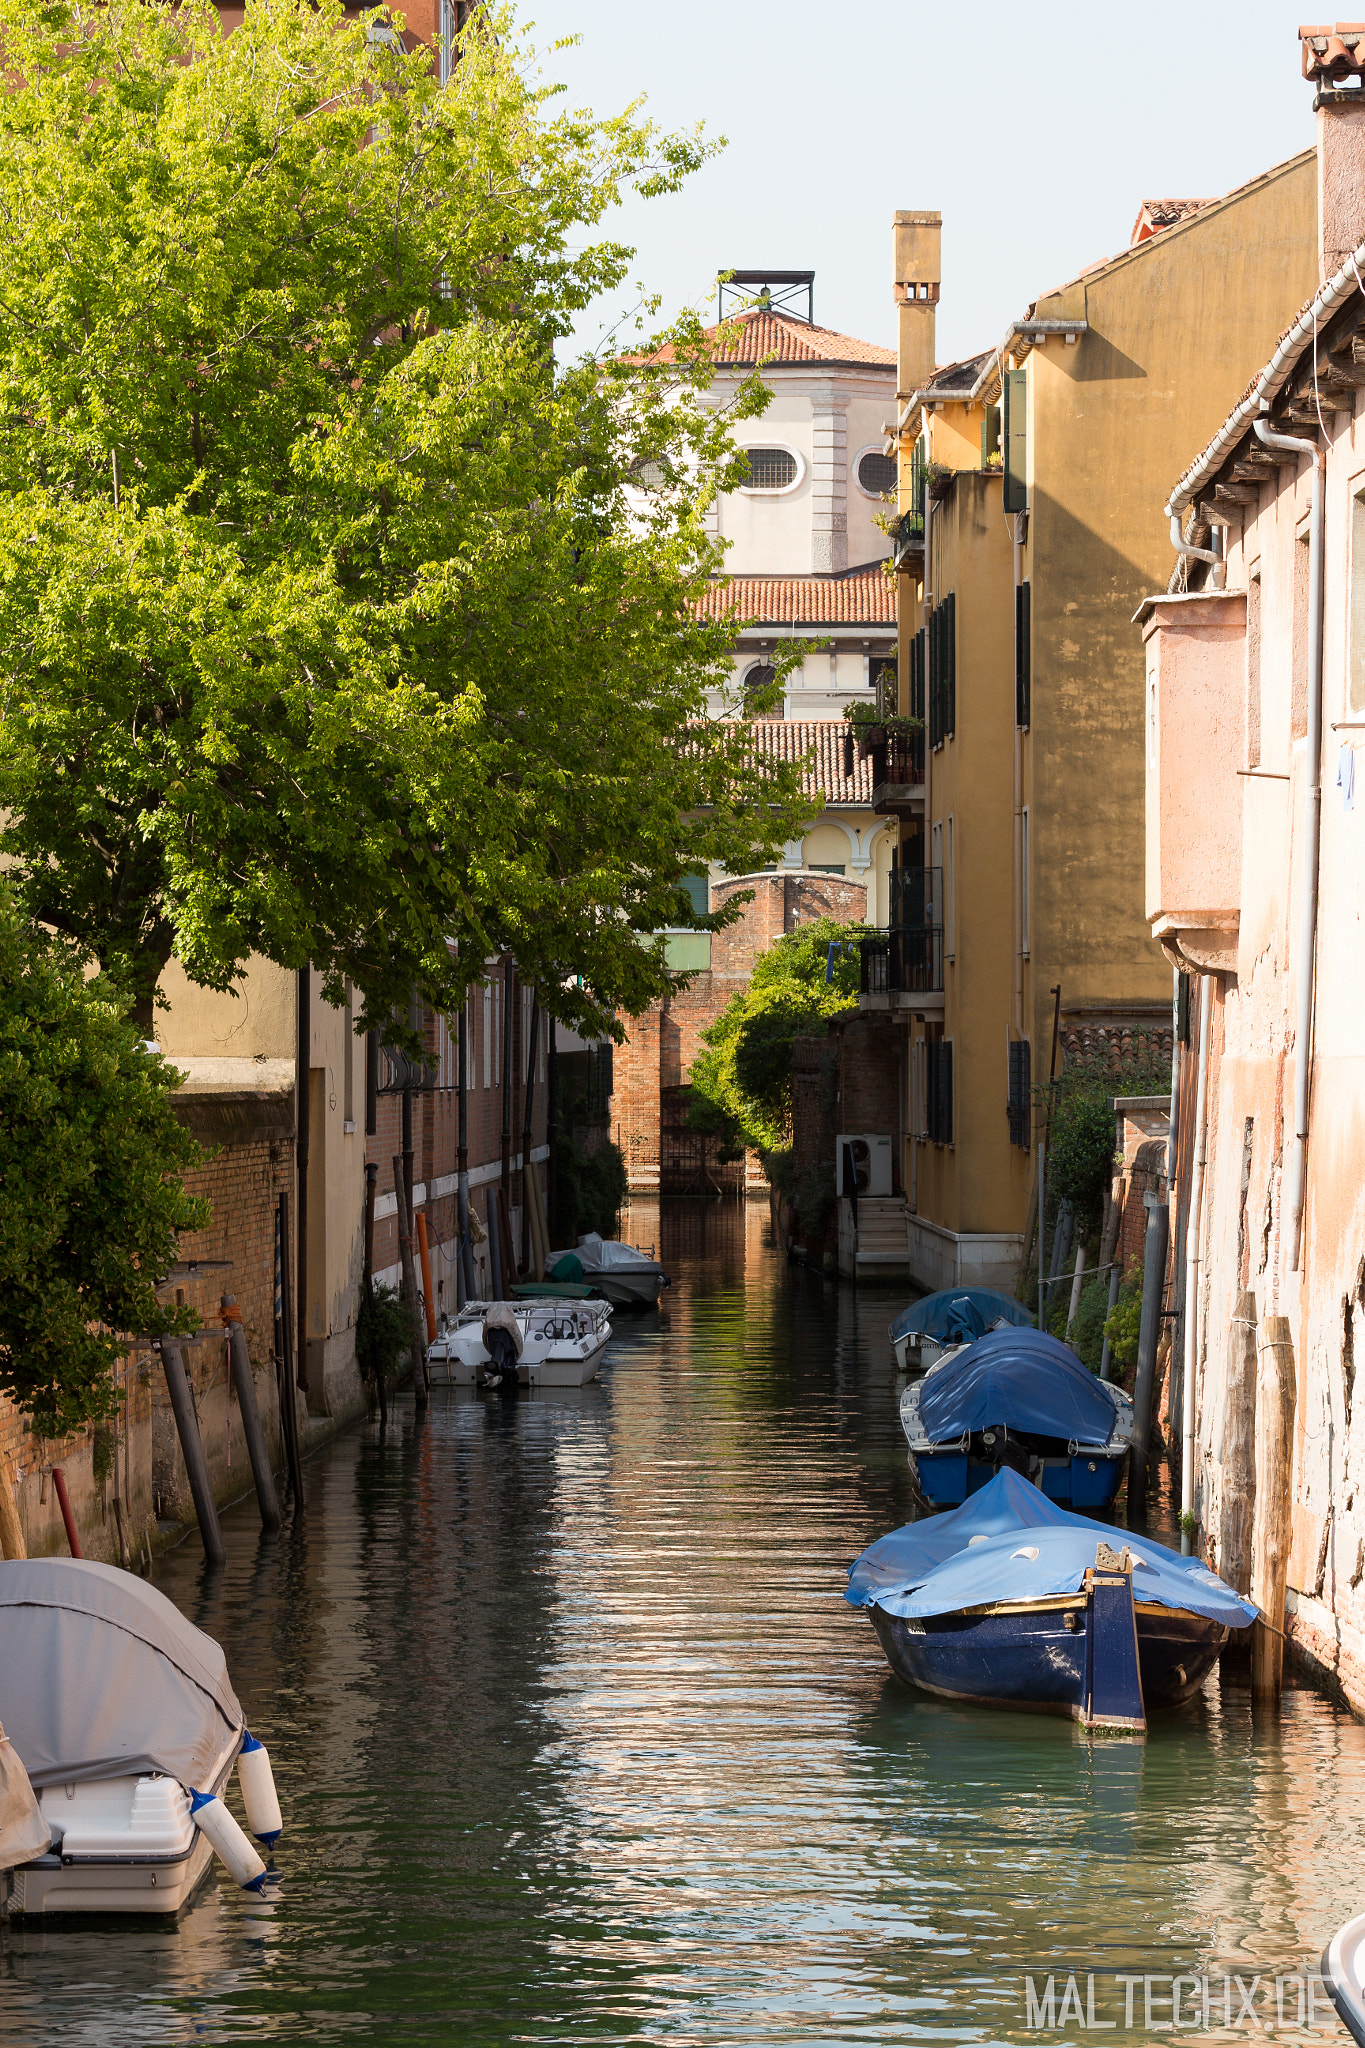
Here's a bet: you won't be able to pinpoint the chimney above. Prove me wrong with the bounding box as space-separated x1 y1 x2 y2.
1301 24 1365 280
892 210 940 397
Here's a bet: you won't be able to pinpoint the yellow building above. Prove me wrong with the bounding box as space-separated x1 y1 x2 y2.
876 159 1318 1292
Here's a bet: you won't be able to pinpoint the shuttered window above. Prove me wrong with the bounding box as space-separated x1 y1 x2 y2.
1003 367 1027 515
1007 1038 1031 1149
926 1037 954 1146
1015 580 1031 729
928 593 956 749
909 627 926 723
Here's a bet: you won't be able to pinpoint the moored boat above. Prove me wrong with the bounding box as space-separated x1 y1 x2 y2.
1323 1909 1365 2047
889 1287 1033 1376
428 1296 612 1387
547 1232 668 1311
0 1559 282 1916
846 1469 1254 1733
899 1326 1132 1508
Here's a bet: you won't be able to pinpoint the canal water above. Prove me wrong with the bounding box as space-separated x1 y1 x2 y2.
3 1200 1364 2046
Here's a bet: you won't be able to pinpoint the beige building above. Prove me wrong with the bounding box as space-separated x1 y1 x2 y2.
1140 35 1365 1705
870 158 1319 1293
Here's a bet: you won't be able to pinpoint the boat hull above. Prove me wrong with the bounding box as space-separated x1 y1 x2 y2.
589 1270 664 1311
1322 1911 1365 2048
870 1598 1228 1719
911 1446 1126 1511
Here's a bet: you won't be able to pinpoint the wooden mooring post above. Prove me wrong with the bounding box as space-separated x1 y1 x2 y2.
1251 1314 1297 1700
1219 1292 1258 1597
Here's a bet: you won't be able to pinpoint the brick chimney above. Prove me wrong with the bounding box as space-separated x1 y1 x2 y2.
892 210 940 398
1301 25 1365 279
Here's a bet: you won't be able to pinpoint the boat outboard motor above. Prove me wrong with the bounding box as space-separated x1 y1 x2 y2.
982 1427 1033 1480
481 1303 523 1395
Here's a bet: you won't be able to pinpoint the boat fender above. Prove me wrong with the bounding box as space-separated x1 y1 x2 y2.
188 1789 270 1891
237 1730 283 1846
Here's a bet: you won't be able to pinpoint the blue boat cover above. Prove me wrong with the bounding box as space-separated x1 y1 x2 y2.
890 1287 1033 1347
917 1326 1117 1445
846 1469 1257 1628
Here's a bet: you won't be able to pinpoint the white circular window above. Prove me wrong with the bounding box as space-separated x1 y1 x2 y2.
737 445 804 495
855 446 898 498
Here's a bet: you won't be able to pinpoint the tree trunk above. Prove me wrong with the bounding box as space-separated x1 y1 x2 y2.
1252 1315 1297 1700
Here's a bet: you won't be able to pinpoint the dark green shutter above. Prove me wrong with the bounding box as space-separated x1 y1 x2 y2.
945 593 956 738
1015 580 1031 728
1003 368 1027 515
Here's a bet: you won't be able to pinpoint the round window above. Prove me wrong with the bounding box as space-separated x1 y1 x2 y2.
741 447 798 491
629 456 668 491
857 449 898 495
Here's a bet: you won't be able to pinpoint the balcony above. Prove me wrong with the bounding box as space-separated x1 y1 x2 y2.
867 729 925 817
859 868 944 1011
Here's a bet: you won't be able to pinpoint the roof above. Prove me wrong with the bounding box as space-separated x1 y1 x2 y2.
1131 197 1216 245
714 718 874 804
653 306 894 371
697 564 895 627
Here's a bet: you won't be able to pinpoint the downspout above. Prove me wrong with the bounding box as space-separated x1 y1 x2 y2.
1168 514 1226 591
1181 973 1212 1554
1012 511 1024 1036
1255 410 1324 1272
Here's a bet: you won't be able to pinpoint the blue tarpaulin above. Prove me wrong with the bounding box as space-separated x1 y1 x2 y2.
845 1470 1257 1628
889 1287 1033 1348
916 1326 1118 1445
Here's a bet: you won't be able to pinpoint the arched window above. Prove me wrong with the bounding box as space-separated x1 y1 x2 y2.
743 662 779 713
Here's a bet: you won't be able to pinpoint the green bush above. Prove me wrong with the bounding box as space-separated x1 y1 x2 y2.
1103 1272 1144 1382
356 1282 413 1390
1038 1036 1172 1247
764 1144 834 1243
553 1128 628 1243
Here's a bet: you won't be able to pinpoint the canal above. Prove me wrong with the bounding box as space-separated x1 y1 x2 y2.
4 1200 1364 2045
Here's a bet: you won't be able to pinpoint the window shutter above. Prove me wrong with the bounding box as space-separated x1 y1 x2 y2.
1007 1038 1031 1148
945 593 956 738
1003 368 1027 515
928 609 940 749
1015 580 1031 728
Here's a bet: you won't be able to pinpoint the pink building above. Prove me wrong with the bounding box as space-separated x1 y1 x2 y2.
1139 32 1365 1706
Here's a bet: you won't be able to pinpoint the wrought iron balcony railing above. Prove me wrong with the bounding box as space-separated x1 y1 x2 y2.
860 867 944 996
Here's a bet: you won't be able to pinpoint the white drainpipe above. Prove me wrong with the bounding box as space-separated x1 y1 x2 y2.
1168 513 1226 590
1181 973 1212 1553
1255 410 1324 1272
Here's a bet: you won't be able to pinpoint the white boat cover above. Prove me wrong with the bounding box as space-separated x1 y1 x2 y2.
575 1234 658 1271
0 1559 242 1789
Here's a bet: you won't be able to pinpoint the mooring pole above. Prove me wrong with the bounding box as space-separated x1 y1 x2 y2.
521 996 540 1272
160 1338 226 1567
457 999 475 1306
220 1296 282 1532
1252 1316 1298 1701
394 1153 428 1406
295 967 311 1398
276 1191 305 1508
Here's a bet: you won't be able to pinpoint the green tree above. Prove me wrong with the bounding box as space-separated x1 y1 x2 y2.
0 0 807 1035
0 893 206 1437
1041 1038 1173 1239
689 916 872 1154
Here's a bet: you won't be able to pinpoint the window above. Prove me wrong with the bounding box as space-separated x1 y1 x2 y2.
1021 807 1031 956
743 661 779 711
809 863 846 875
909 627 926 724
869 653 897 716
945 816 955 959
1292 525 1311 739
677 873 709 917
740 447 798 492
912 1037 926 1138
1246 563 1262 768
344 981 355 1128
926 1036 954 1146
629 457 668 492
928 593 956 747
1007 1038 1031 1149
1015 580 1031 728
980 405 1001 470
438 0 455 83
1351 493 1365 715
1003 368 1027 515
856 449 898 496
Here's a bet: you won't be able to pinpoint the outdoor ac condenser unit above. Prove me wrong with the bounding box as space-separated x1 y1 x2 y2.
835 1133 892 1198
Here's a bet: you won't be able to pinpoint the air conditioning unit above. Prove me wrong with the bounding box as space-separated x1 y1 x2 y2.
835 1133 892 1198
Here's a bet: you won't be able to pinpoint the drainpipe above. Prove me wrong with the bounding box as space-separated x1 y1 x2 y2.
1255 411 1324 1272
1181 974 1213 1554
1168 513 1226 591
1012 510 1025 1036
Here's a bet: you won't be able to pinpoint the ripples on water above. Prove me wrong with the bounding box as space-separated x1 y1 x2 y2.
1 1200 1361 2046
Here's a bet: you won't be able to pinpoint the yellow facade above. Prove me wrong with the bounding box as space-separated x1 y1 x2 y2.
883 151 1318 1292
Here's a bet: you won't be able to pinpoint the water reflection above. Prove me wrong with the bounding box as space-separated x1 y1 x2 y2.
1 1198 1360 2044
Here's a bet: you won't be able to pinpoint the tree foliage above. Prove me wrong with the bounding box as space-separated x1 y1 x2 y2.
1041 1037 1172 1237
0 0 808 1032
0 892 206 1437
689 916 871 1155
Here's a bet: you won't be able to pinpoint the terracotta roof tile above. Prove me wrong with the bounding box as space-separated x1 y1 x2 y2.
714 718 873 803
650 306 894 371
698 565 895 627
1131 197 1216 245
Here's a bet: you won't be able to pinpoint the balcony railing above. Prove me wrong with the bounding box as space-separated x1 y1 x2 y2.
860 867 944 996
868 729 924 789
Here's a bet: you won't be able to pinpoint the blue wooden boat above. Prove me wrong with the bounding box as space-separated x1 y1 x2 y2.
899 1326 1132 1508
889 1286 1033 1375
846 1470 1256 1733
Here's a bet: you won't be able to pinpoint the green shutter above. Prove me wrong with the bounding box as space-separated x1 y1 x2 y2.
1003 368 1027 515
980 405 1000 470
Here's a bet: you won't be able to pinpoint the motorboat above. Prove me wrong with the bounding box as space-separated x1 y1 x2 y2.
0 1558 282 1916
846 1468 1255 1734
899 1326 1133 1509
889 1287 1034 1376
1323 1909 1365 2046
428 1296 612 1387
548 1232 668 1311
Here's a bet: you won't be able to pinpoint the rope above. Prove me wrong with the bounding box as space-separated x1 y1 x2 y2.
220 1304 243 1327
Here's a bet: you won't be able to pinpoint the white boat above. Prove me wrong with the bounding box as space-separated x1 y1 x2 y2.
1323 1909 1365 2046
549 1232 668 1311
428 1297 612 1387
0 1559 281 1917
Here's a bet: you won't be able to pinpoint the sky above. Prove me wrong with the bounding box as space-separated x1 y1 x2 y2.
515 1 1314 368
